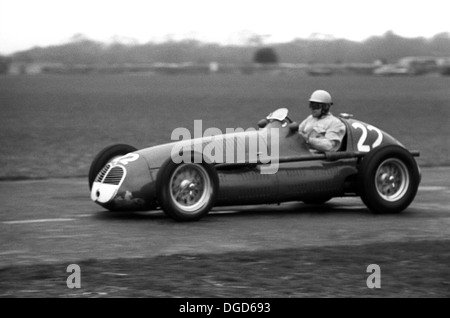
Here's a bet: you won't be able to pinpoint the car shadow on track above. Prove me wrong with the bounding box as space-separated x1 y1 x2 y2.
93 209 167 221
211 201 369 217
91 198 402 222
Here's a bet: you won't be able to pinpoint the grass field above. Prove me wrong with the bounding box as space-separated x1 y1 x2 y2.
0 73 449 180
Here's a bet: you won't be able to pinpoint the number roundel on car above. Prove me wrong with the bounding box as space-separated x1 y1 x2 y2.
351 122 383 152
111 153 140 166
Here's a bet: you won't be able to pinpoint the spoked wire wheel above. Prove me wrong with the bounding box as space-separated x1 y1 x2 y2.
375 158 409 202
157 156 219 221
169 163 212 213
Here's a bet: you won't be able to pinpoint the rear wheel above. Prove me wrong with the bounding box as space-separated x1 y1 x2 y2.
88 144 137 190
157 157 219 221
358 146 420 214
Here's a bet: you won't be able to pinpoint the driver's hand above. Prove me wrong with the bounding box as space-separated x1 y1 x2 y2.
299 131 309 140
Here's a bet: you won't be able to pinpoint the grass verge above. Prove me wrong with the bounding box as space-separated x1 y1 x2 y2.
1 239 449 298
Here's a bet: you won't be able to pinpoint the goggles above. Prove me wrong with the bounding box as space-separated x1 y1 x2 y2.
309 102 325 110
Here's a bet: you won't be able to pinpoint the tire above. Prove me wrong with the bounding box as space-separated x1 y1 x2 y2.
358 145 420 214
88 144 137 190
156 157 219 222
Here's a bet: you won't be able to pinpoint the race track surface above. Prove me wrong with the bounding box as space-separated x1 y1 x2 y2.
1 167 449 268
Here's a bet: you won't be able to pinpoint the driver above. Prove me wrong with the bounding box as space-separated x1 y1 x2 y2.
298 90 346 152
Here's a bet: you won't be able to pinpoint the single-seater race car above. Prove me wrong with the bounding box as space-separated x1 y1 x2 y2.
89 108 421 221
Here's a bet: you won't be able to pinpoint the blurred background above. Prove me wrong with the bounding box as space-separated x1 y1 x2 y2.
1 0 449 179
1 0 450 75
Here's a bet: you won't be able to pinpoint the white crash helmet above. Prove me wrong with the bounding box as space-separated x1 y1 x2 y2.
309 90 333 105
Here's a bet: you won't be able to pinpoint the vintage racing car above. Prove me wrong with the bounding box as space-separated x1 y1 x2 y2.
89 108 421 221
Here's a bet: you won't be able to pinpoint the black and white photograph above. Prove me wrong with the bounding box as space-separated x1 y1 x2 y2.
0 0 449 301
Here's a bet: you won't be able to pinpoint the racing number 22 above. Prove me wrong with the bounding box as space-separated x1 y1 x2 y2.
352 123 383 152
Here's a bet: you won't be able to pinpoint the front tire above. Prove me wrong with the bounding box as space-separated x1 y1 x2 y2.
358 145 420 214
88 144 137 190
156 158 219 222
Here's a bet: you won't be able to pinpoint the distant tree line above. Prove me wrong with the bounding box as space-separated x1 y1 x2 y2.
0 56 12 73
253 47 279 64
6 31 450 66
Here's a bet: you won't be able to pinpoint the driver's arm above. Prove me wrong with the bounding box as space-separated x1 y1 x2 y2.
307 137 337 152
307 121 345 152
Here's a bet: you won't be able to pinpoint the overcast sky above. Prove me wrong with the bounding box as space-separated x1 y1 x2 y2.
1 0 449 54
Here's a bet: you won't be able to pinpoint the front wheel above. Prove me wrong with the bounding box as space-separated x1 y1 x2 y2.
156 158 219 221
358 146 420 214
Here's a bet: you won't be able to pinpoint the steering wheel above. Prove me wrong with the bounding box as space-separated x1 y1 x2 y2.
259 108 293 128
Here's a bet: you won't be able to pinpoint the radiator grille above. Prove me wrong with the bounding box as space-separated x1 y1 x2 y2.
95 164 111 183
102 166 125 185
95 164 125 185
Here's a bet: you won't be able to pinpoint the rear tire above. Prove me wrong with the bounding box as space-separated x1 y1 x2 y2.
88 144 137 190
358 146 420 214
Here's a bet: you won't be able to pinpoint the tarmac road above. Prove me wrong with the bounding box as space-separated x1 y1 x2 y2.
1 167 449 268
